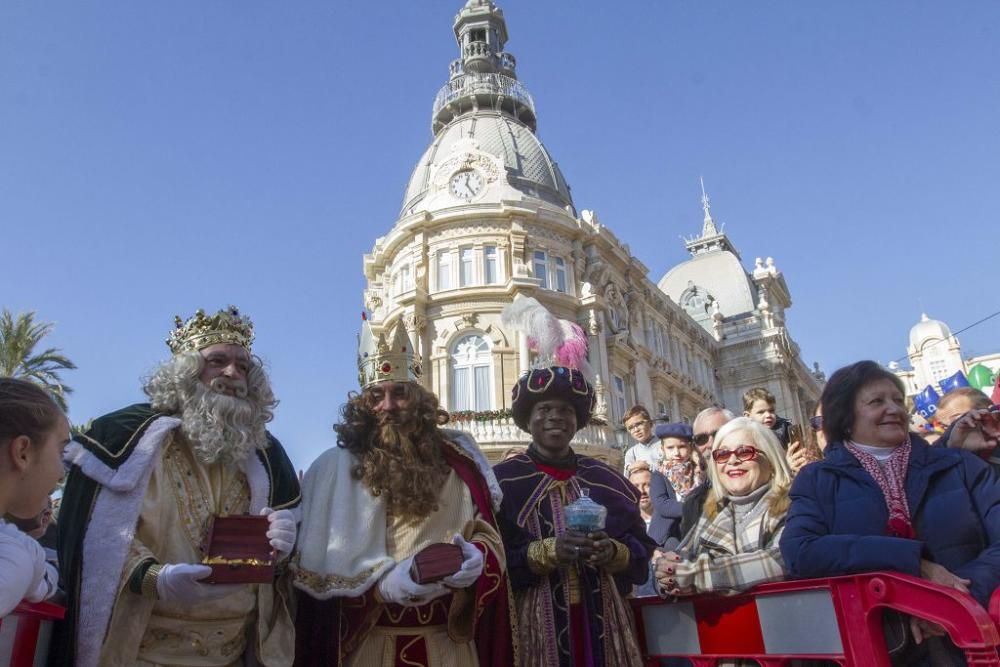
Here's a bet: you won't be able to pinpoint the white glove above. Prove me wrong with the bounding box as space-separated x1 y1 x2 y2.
261 507 297 560
155 563 242 604
441 535 484 589
377 556 449 607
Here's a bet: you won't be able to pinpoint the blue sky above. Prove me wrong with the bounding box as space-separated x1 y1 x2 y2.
2 1 998 470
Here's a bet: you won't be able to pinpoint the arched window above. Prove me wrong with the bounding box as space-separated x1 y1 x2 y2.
450 334 493 411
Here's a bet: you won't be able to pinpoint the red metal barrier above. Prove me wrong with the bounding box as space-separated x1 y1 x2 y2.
0 600 65 667
631 572 1000 666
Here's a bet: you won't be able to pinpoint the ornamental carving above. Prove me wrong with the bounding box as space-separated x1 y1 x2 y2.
430 150 502 193
521 224 574 248
603 282 629 334
427 222 509 241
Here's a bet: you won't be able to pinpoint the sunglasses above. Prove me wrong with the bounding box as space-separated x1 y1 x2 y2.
711 444 760 464
809 416 823 432
693 430 718 447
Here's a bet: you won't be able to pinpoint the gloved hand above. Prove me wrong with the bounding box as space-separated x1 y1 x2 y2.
155 563 242 604
261 507 297 560
377 556 449 607
441 535 484 589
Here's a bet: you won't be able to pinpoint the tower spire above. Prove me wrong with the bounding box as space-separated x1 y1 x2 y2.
684 178 738 258
431 1 537 134
700 176 718 236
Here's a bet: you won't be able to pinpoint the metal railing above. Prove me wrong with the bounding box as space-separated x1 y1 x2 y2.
447 414 612 449
432 73 535 119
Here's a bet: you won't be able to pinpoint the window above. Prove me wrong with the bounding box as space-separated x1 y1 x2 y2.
437 251 452 291
470 29 486 43
484 245 498 284
394 264 411 295
533 251 548 289
451 334 493 411
928 359 949 382
532 250 570 294
459 247 474 287
656 401 668 420
612 374 627 424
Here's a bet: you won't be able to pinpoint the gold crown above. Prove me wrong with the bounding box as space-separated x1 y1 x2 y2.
357 318 421 388
167 306 254 355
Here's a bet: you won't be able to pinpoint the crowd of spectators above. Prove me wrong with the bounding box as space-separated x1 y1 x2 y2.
621 362 1000 664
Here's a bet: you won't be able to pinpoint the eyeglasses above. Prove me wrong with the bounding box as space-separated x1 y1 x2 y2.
693 430 718 447
809 416 823 432
626 420 651 432
711 445 760 464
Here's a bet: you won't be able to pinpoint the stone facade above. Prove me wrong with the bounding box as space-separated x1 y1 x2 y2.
892 313 1000 399
362 1 823 463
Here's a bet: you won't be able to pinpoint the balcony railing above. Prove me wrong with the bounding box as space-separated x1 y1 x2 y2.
432 73 536 120
447 414 617 462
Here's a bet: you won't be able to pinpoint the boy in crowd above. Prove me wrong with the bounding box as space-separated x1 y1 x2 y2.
623 405 661 474
743 387 794 447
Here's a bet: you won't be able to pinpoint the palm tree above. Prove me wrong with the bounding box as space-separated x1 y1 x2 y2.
0 309 77 410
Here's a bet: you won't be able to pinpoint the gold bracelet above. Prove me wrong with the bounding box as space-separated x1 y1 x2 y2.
527 538 559 575
604 540 632 574
141 563 163 598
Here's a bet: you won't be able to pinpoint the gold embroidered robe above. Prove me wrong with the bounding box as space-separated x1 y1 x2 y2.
98 433 295 666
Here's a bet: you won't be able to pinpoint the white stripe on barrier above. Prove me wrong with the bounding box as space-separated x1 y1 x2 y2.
0 614 19 666
755 589 844 655
34 620 53 667
641 600 702 655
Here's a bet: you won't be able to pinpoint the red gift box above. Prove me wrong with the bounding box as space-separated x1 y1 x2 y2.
409 542 464 585
201 515 275 584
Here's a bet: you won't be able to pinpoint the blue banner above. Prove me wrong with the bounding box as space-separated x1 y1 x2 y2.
939 370 970 394
914 384 941 419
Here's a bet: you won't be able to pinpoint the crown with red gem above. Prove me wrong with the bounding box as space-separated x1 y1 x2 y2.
167 305 254 355
357 314 421 388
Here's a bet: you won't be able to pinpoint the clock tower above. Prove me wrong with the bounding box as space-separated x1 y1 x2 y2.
361 2 818 464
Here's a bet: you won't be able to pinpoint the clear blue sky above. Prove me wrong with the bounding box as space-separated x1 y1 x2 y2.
3 1 998 470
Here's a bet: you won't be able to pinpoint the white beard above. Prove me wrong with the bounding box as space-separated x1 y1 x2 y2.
179 381 268 465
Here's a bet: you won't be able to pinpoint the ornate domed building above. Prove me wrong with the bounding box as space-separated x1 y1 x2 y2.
893 313 1000 397
362 0 823 462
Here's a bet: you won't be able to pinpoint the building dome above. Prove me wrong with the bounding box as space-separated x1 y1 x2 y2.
909 313 953 349
400 112 573 215
658 250 758 319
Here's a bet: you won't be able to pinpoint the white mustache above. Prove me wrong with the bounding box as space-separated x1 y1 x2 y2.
210 376 248 399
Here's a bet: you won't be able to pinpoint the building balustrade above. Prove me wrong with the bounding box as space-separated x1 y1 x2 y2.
432 72 535 119
463 42 491 59
447 414 615 454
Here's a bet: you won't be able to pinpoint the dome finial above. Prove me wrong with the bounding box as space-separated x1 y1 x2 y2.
700 176 718 236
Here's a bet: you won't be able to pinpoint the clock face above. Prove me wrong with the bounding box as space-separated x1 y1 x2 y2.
449 169 483 200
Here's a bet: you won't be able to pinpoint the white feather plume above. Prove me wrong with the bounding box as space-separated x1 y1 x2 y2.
501 295 594 381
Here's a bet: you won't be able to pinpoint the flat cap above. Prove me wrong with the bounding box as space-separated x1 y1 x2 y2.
654 422 693 441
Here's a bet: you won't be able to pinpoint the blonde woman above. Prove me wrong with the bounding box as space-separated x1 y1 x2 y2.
654 417 791 596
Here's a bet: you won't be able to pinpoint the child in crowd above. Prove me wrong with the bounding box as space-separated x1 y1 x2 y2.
0 378 68 617
743 387 815 473
743 387 793 446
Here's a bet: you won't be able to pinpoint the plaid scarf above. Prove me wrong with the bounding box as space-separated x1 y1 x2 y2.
658 459 704 501
845 439 914 539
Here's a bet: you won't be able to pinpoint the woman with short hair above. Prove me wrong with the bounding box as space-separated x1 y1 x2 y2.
654 417 792 596
781 360 1000 661
0 378 68 616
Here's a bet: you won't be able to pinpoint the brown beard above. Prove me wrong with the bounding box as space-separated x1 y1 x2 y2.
353 416 450 522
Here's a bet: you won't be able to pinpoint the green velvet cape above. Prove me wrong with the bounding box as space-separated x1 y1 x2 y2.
49 402 300 666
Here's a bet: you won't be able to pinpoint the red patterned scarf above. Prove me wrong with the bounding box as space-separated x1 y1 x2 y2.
845 439 914 539
658 459 704 501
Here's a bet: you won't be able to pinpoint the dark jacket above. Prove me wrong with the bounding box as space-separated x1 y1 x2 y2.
772 416 794 448
780 436 1000 607
648 471 684 550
